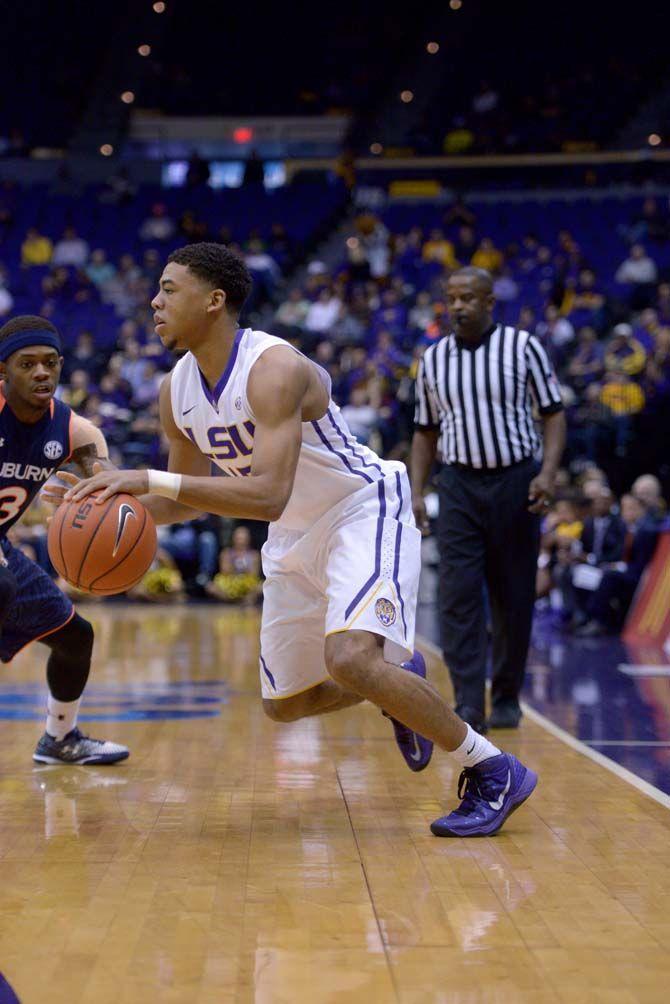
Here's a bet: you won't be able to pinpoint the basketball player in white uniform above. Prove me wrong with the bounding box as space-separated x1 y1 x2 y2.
66 243 537 837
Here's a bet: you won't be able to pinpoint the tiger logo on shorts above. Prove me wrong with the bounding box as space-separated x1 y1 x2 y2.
375 597 396 627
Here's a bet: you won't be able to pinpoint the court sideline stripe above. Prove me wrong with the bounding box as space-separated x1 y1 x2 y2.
416 634 670 812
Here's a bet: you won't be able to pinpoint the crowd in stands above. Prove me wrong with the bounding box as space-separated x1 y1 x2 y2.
271 200 670 494
3 187 670 621
536 470 665 636
415 61 658 156
1 184 318 601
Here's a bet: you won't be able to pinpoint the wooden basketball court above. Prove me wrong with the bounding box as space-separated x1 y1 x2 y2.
0 604 669 1003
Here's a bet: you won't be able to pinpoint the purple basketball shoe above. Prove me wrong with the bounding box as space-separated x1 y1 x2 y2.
384 650 433 772
431 752 537 837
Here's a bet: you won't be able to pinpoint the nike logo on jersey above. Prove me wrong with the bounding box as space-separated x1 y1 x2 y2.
182 405 197 415
487 770 511 810
112 503 136 556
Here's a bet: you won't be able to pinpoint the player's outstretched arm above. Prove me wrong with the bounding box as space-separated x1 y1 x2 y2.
64 349 308 523
68 414 114 475
41 414 113 508
138 372 210 524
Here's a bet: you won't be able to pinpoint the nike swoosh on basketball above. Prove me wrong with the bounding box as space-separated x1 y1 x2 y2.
112 503 136 557
182 404 197 415
410 734 423 761
488 770 511 810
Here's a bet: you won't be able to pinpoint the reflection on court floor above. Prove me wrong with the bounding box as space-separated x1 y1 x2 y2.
0 604 669 1003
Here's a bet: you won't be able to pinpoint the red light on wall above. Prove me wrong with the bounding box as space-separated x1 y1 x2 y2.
233 127 254 144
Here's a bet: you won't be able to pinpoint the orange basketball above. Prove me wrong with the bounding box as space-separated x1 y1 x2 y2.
48 492 157 595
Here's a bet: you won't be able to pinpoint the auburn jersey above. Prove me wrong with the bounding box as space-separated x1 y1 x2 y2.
0 383 72 539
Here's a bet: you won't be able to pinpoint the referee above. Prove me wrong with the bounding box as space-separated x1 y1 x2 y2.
411 267 566 732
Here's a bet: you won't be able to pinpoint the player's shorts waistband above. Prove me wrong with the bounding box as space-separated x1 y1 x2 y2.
265 467 414 561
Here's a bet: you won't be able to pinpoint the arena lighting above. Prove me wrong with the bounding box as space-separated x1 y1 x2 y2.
233 126 254 144
648 133 662 146
370 142 383 154
400 90 414 103
449 0 462 9
427 41 440 54
100 144 114 156
153 1 166 11
121 91 135 104
138 44 151 56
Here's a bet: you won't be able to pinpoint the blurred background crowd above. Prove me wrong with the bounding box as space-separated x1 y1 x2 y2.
3 180 669 622
2 0 669 628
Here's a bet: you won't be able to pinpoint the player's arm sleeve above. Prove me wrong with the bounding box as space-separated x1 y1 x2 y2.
67 414 112 475
526 334 564 415
414 353 441 429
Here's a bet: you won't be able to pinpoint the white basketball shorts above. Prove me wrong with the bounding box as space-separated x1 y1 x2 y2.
259 469 422 700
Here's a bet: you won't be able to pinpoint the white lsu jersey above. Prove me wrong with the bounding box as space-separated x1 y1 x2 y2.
169 327 404 533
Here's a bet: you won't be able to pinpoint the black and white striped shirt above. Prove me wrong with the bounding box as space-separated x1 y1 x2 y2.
414 324 563 469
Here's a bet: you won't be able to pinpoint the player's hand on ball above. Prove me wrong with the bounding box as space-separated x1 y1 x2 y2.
65 468 149 504
41 470 81 515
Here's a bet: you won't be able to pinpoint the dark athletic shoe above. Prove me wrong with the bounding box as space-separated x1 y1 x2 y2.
33 728 129 765
431 752 537 837
487 701 522 729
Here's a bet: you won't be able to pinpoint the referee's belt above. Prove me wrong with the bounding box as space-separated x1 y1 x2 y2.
445 456 536 474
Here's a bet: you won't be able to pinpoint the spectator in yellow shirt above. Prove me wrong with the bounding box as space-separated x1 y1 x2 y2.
604 323 647 377
422 228 459 269
599 372 645 415
600 372 645 458
471 236 503 273
21 227 53 266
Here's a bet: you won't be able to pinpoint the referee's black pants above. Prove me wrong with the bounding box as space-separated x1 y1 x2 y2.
436 458 541 723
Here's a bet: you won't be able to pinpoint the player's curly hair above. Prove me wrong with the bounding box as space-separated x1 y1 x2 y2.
0 315 59 343
167 242 253 314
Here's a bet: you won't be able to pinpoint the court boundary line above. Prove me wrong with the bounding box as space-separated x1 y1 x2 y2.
416 634 670 812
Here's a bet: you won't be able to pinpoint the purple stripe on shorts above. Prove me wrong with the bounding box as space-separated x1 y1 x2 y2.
394 471 403 519
392 520 408 639
260 655 276 691
311 417 374 484
326 408 384 477
344 479 387 619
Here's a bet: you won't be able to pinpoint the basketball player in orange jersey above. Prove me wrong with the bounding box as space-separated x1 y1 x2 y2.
0 315 128 764
66 244 536 836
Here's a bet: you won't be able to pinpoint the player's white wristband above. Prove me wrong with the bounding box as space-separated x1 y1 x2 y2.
147 469 182 501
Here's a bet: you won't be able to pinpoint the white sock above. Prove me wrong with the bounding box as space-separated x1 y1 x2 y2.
450 724 501 768
46 696 80 741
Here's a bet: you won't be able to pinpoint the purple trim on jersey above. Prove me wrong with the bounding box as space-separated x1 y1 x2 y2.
310 417 374 484
197 328 244 407
325 408 384 478
344 480 386 619
260 655 276 691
